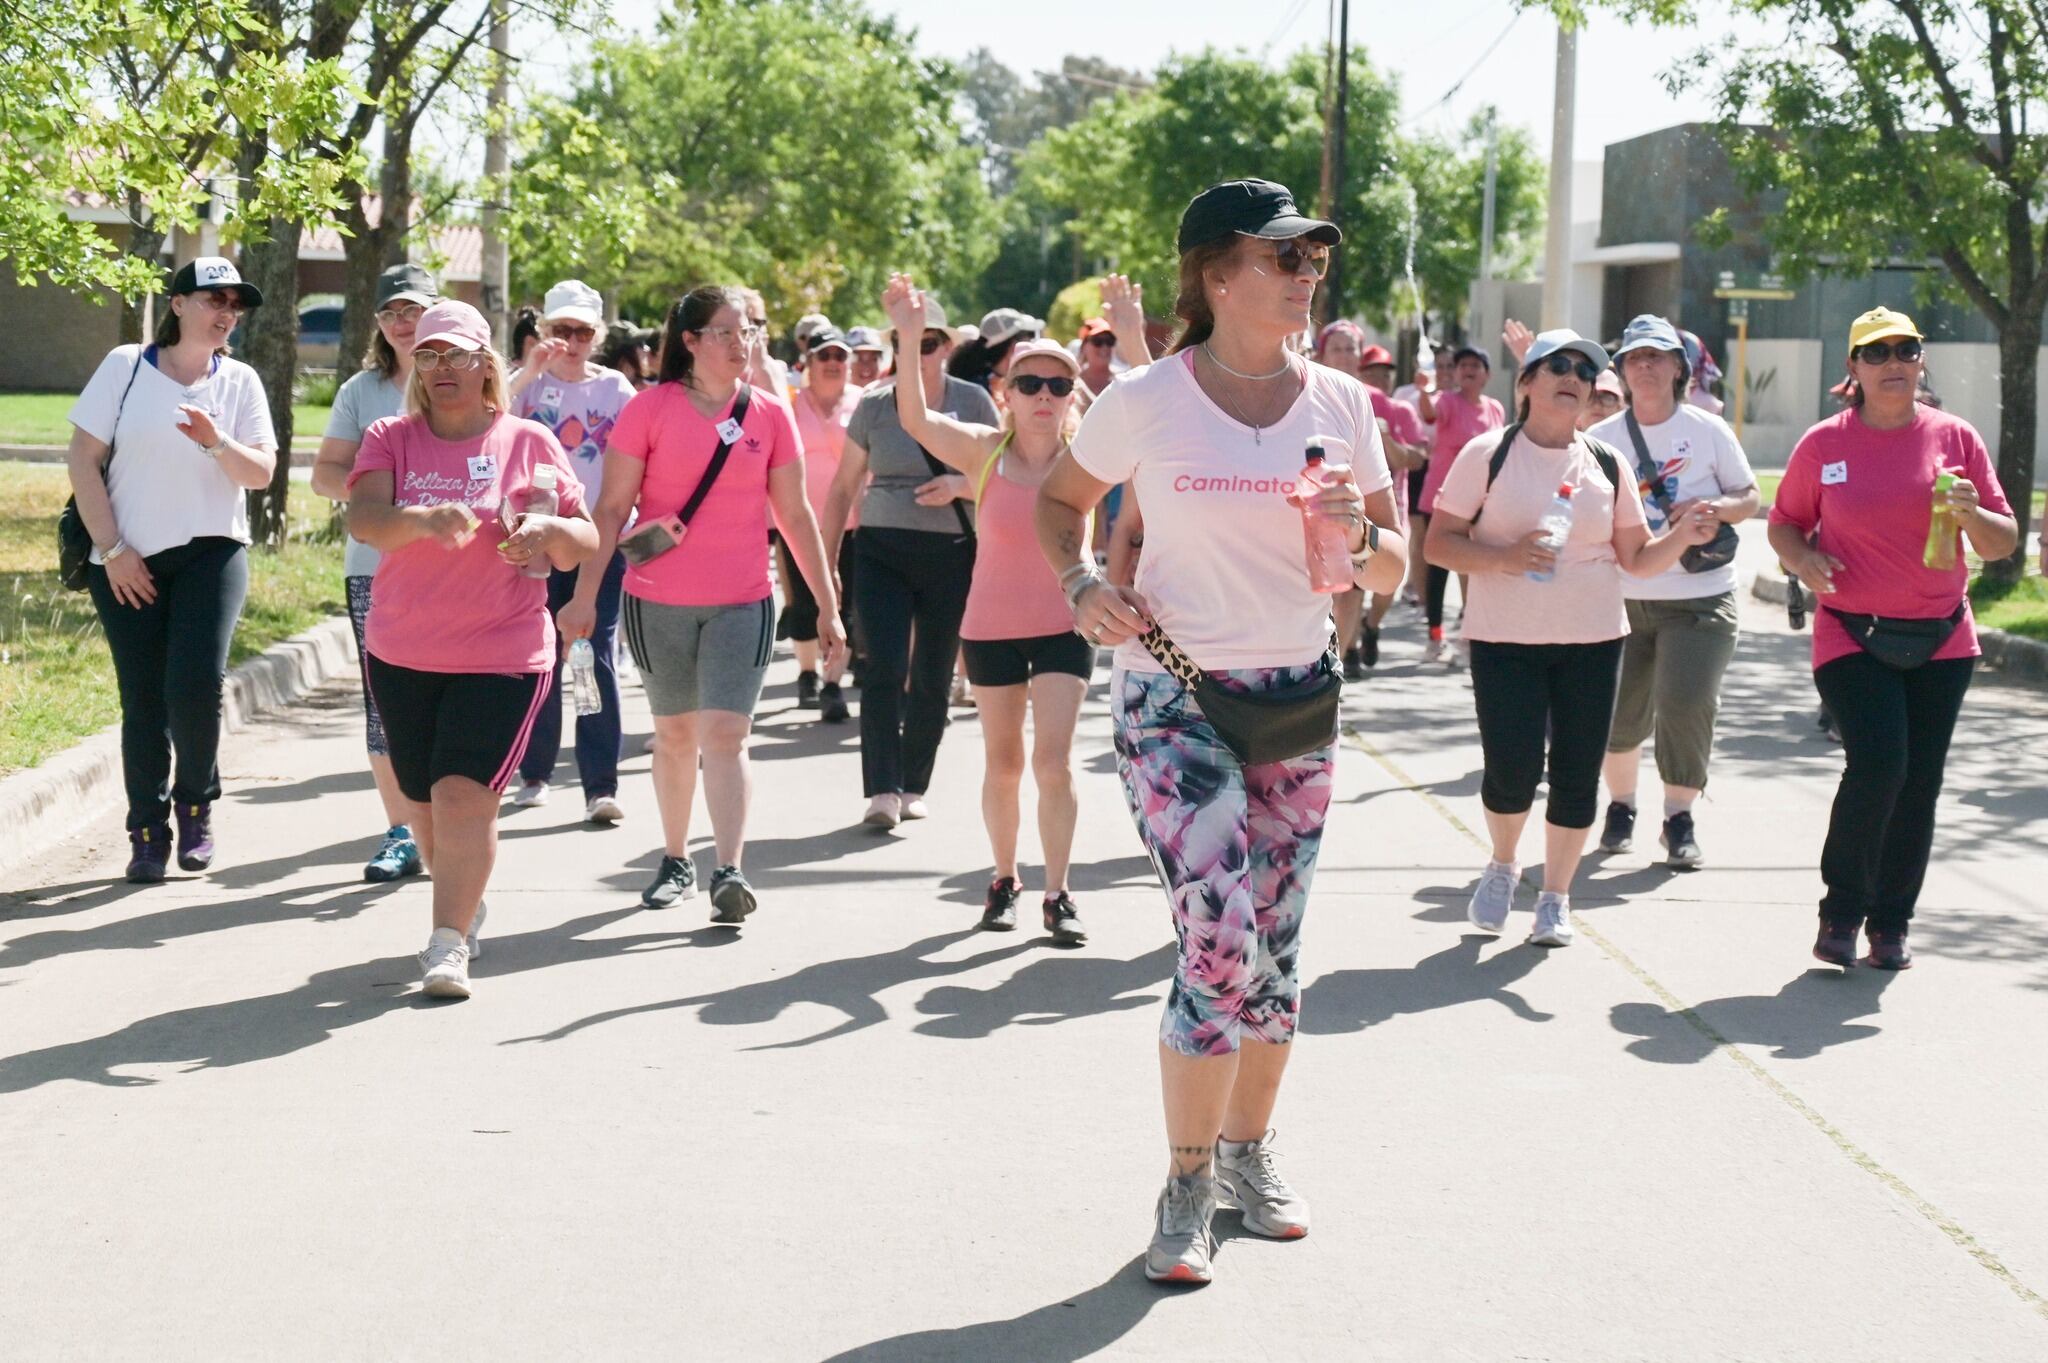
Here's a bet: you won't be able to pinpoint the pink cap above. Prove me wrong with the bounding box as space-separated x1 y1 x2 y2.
1004 338 1081 378
414 300 493 352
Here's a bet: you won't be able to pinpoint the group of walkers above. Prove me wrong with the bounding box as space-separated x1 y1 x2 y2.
62 172 2022 1284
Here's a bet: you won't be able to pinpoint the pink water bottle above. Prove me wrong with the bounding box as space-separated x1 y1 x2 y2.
1299 439 1353 595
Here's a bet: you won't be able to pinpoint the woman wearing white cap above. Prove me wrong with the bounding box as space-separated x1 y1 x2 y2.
882 274 1091 944
1426 330 1719 950
347 300 598 999
313 262 440 883
950 307 1044 393
1589 314 1759 870
508 280 639 823
66 256 278 883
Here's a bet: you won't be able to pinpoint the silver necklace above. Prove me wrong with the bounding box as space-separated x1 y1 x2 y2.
1200 347 1296 444
1201 343 1294 381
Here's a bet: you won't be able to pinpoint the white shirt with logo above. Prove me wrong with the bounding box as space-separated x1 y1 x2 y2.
1587 404 1756 602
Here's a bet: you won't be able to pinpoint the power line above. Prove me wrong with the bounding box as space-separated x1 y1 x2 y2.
1262 0 1318 55
1400 8 1523 128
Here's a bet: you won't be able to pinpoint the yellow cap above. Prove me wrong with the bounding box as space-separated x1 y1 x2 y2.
1849 307 1924 350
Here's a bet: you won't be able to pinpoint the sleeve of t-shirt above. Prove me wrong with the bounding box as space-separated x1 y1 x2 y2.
606 388 653 463
1956 420 2013 515
758 393 802 470
1769 429 1823 533
230 364 277 450
1611 465 1648 530
1433 431 1502 521
1069 377 1136 485
844 389 878 449
345 416 400 491
1709 416 1757 495
1388 400 1424 448
67 347 139 443
325 372 367 441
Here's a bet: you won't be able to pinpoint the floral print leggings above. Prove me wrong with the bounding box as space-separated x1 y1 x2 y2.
1113 665 1336 1058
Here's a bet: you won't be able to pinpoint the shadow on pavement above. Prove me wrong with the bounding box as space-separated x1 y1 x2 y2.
820 1256 1166 1362
0 880 393 972
1609 967 1897 1064
228 767 375 805
914 944 1173 1038
1299 934 1555 1034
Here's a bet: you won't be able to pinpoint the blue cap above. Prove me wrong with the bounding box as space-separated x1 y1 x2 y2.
1520 329 1610 374
1613 314 1686 363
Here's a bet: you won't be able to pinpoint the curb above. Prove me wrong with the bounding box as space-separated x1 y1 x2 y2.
0 613 355 877
1748 574 2048 688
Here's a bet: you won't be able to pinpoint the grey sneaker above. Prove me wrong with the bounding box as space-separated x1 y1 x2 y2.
1529 891 1576 947
1145 1175 1220 1285
1467 861 1519 934
1215 1130 1309 1239
418 929 472 999
709 865 757 924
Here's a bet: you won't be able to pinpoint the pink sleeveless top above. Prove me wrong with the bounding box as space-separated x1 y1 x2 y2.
960 448 1078 641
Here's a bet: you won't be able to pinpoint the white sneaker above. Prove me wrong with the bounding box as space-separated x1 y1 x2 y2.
419 927 472 998
586 793 625 824
511 780 549 808
949 676 973 708
900 794 930 821
1215 1130 1310 1239
863 794 901 828
1451 637 1469 670
1423 637 1445 664
1529 892 1576 947
1468 861 1519 933
466 901 486 960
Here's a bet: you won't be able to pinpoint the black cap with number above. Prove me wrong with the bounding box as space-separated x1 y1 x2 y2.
168 255 263 308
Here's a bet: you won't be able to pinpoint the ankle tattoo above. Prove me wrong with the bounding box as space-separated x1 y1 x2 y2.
1169 1144 1214 1177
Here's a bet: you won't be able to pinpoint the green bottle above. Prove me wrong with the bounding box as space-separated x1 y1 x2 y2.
1924 472 1957 569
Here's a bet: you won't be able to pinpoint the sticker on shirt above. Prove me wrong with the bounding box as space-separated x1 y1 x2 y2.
540 387 563 407
468 453 498 482
716 417 745 445
1821 461 1848 485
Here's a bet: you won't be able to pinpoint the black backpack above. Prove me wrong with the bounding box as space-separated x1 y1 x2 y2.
1469 421 1623 527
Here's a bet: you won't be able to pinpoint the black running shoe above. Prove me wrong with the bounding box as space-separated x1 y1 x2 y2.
1813 919 1859 968
709 865 757 923
1660 811 1703 869
1863 927 1914 970
980 877 1020 931
1361 626 1380 669
1599 801 1635 854
1043 891 1087 945
641 854 696 908
819 681 850 723
1342 646 1365 682
796 670 820 709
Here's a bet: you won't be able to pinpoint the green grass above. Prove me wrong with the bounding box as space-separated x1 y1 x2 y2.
1970 572 2048 642
0 390 329 445
0 464 345 773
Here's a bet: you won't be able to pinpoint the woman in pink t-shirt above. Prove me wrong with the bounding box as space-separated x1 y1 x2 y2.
346 300 599 1000
778 327 862 722
1418 346 1505 660
1425 330 1715 951
1768 308 2017 971
883 276 1092 945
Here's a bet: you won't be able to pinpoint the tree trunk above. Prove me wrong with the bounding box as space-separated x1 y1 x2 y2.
237 131 303 544
336 188 380 379
120 194 165 346
1988 312 2040 586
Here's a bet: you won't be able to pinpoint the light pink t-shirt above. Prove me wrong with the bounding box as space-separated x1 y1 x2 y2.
1769 406 2011 669
348 412 587 674
1369 386 1425 450
961 447 1075 642
605 381 801 607
1420 389 1506 514
1433 429 1648 645
793 385 861 529
1071 351 1392 672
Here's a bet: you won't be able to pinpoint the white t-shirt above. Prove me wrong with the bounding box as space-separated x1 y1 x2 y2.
69 345 276 562
326 369 406 577
1588 405 1756 601
1072 350 1392 672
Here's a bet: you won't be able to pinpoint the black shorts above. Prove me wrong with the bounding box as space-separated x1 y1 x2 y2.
961 631 1095 688
1407 465 1428 515
365 654 550 803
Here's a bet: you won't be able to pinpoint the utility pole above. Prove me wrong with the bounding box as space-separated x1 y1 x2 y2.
1478 107 1499 284
480 0 511 350
1325 0 1349 322
1539 18 1577 330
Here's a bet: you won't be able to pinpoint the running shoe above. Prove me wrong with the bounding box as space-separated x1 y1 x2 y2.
980 878 1019 931
819 682 850 724
1599 801 1636 855
1423 634 1446 664
641 854 696 908
709 865 757 924
1145 1175 1221 1285
1361 625 1380 669
1450 636 1470 670
419 928 472 999
511 780 550 808
173 801 214 872
1863 927 1914 970
1042 891 1087 945
950 675 973 708
1467 860 1519 933
1661 811 1703 869
1813 919 1859 968
364 825 423 882
1529 891 1575 947
899 794 930 821
586 793 625 824
796 669 820 709
1215 1130 1309 1239
1342 646 1366 682
125 824 171 884
863 794 901 828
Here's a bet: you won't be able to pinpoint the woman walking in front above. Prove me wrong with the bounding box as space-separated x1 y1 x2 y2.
1039 179 1405 1284
347 301 598 999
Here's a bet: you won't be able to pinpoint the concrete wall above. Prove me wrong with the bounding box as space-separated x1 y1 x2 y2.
0 266 125 392
1923 343 2048 476
1730 338 1823 466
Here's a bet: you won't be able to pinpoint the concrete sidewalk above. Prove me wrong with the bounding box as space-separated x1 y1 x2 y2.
2 591 2046 1361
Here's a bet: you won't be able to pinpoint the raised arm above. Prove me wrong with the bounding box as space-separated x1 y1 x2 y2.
1101 274 1153 369
881 273 999 472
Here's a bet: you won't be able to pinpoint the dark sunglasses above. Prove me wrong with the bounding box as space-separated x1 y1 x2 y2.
1262 241 1332 278
1533 352 1602 384
809 347 849 362
1855 338 1923 365
897 333 946 356
1085 334 1116 347
1008 375 1076 397
549 324 597 342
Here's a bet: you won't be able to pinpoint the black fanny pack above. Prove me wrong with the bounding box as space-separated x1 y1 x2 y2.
1138 626 1341 766
1826 603 1966 671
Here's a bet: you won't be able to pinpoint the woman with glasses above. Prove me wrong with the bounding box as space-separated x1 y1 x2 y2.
1769 308 2016 971
779 327 863 723
66 256 279 883
346 301 598 999
1040 179 1405 1285
584 286 848 921
312 262 440 882
1426 331 1719 951
820 296 999 828
503 280 639 824
881 275 1091 943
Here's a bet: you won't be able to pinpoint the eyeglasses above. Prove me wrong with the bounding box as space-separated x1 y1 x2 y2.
376 303 425 325
1085 334 1116 347
1258 241 1332 279
1534 352 1602 384
1008 374 1076 397
189 291 246 314
1855 338 1923 365
747 316 768 330
809 348 849 363
692 324 762 347
897 333 946 356
549 323 597 342
414 348 486 371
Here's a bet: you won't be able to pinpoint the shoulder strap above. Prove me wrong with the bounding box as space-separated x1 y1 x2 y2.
1582 436 1624 495
102 350 146 473
676 383 752 528
1470 421 1524 527
974 431 1013 505
915 380 975 539
1621 412 1670 515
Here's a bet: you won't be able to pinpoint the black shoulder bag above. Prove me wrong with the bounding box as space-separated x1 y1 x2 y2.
617 384 752 565
1138 626 1341 767
57 351 146 590
1621 411 1740 572
1468 423 1622 526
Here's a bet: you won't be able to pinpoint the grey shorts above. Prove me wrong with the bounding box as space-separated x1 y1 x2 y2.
622 594 774 717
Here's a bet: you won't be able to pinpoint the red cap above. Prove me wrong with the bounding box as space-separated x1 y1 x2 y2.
1358 344 1395 369
1078 317 1114 340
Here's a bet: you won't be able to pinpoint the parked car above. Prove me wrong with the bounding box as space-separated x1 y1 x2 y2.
226 298 343 371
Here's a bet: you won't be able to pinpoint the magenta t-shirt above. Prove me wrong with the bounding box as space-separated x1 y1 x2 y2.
605 382 802 607
348 412 587 674
1368 386 1425 449
1769 406 2012 669
1419 390 1505 514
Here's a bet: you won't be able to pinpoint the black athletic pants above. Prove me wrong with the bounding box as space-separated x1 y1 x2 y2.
851 526 973 797
1467 637 1625 830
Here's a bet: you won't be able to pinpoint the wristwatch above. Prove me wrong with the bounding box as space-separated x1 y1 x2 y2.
1349 522 1380 573
202 437 228 459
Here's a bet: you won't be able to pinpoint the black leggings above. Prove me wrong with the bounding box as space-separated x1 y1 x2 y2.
1426 564 1453 630
86 536 249 829
852 526 974 797
1812 652 1973 932
1467 638 1624 830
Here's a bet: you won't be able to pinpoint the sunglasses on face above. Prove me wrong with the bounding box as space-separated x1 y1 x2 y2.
810 348 849 363
1534 352 1602 384
1855 338 1923 365
897 333 945 356
1008 374 1076 397
549 323 597 342
1258 241 1332 279
1085 334 1115 348
376 303 425 325
415 348 485 372
188 291 246 314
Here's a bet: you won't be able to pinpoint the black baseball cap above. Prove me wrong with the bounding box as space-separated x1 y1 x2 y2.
375 262 439 309
1176 179 1341 255
169 256 263 308
1451 344 1491 371
805 327 850 356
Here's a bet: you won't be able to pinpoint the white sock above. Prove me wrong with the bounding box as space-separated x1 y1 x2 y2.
1537 890 1570 907
1665 797 1694 819
1487 858 1519 876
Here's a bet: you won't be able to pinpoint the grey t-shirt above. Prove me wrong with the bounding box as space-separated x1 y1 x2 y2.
326 369 405 577
846 375 1000 535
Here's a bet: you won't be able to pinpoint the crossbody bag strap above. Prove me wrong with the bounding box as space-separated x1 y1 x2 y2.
1622 411 1672 519
912 383 976 539
676 383 753 527
1137 624 1206 690
102 350 146 475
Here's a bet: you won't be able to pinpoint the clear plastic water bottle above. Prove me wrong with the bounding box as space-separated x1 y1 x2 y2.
568 638 602 716
1299 439 1354 594
520 464 559 580
1527 482 1576 583
1923 471 1958 569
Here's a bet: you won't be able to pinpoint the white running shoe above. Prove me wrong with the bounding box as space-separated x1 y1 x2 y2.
899 794 930 821
1467 861 1519 933
511 780 549 808
1145 1175 1221 1284
419 928 472 999
586 793 625 824
1451 637 1470 670
1215 1130 1310 1239
1529 892 1576 947
863 794 901 828
1423 636 1446 664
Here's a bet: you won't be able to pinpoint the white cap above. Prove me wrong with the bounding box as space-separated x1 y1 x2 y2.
543 279 604 327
